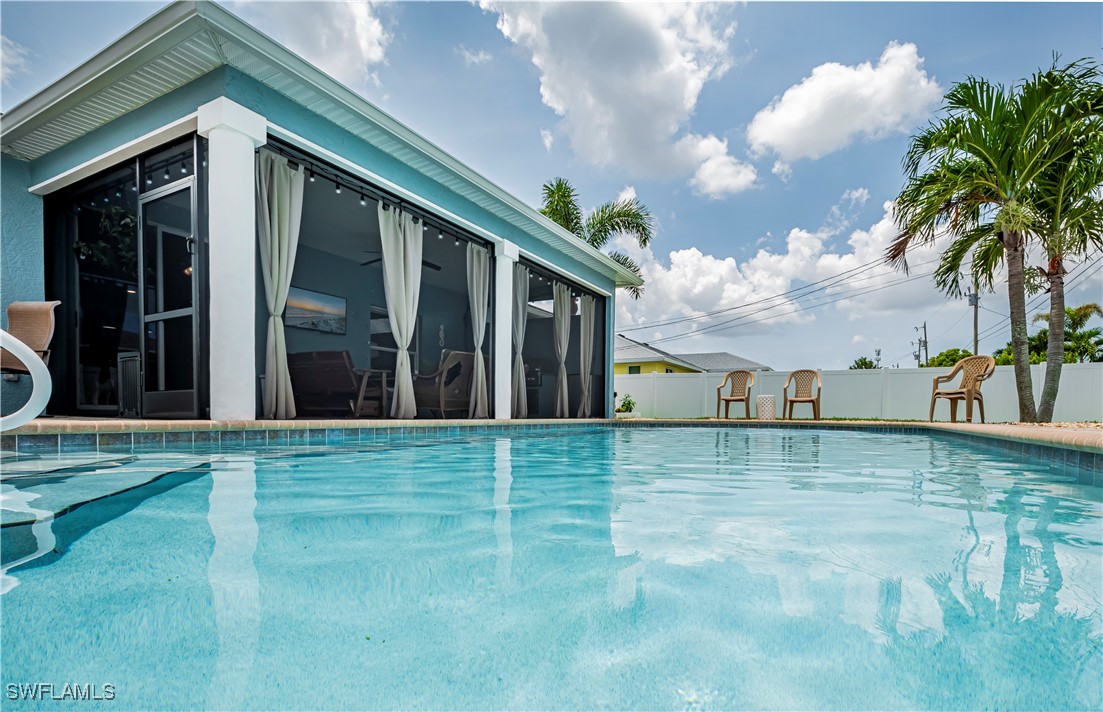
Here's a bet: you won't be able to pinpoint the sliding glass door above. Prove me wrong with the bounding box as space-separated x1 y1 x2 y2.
139 180 199 418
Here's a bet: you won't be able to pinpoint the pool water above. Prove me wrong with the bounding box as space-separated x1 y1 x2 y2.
2 427 1100 710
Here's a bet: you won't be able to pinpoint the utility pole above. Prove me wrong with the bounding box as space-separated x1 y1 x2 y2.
966 289 980 355
913 322 929 366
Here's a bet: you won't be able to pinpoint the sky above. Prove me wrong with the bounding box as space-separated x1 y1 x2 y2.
2 0 1101 370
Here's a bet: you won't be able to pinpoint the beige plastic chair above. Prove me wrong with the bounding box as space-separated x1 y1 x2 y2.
783 369 822 420
1 301 61 375
414 350 485 418
929 355 995 423
716 370 754 419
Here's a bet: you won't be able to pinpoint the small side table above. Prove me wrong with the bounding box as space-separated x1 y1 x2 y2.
756 394 776 421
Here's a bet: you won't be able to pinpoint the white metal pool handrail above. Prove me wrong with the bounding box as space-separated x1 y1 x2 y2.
0 328 52 432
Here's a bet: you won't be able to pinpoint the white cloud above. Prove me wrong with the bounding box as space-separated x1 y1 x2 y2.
852 335 866 344
688 138 758 199
456 45 492 66
771 160 792 183
540 128 554 153
616 185 637 203
747 42 942 164
481 1 755 197
613 195 949 350
229 1 390 91
842 187 870 208
1 36 31 86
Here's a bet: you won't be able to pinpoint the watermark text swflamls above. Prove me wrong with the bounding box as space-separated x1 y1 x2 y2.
6 683 116 702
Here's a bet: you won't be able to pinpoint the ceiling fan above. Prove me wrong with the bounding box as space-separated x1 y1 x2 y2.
359 251 442 271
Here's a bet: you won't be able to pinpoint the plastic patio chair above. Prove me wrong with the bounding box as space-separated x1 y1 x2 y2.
1 301 61 375
716 370 754 419
783 369 822 420
929 355 995 423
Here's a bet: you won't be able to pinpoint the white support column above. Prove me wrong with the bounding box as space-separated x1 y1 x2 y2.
198 98 267 421
493 240 519 419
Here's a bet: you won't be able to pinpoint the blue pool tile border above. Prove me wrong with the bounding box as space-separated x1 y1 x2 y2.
1 421 1099 483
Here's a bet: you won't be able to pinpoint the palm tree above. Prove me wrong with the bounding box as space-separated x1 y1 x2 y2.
540 178 654 299
888 59 1102 422
1024 60 1103 420
1033 303 1103 363
1065 303 1103 362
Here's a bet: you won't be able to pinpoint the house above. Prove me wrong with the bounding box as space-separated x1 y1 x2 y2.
676 351 772 373
613 335 703 374
614 335 770 375
0 1 640 421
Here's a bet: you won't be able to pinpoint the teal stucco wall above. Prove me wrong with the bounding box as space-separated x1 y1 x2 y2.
1 153 45 414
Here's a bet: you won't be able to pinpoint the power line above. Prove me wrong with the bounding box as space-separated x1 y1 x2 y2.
617 254 942 334
640 270 937 347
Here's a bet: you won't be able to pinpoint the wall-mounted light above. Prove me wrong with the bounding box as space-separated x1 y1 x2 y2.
438 230 444 240
454 237 460 246
335 183 342 195
163 168 170 180
360 193 366 206
180 162 188 174
183 265 193 277
309 169 315 182
146 175 153 186
126 288 137 294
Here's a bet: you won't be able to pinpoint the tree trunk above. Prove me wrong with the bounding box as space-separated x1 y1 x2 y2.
1005 230 1038 422
1037 256 1066 423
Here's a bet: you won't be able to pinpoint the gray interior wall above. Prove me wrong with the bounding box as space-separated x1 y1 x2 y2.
253 241 476 415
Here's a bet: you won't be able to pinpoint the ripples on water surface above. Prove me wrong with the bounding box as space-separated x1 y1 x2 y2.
1 428 1100 710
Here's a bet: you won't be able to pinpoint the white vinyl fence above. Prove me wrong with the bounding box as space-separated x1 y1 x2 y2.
614 363 1103 422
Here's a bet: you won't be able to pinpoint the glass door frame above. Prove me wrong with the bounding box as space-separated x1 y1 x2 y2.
137 176 199 418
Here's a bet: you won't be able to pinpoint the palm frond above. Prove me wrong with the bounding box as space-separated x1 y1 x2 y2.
584 198 655 250
539 177 584 237
607 250 644 300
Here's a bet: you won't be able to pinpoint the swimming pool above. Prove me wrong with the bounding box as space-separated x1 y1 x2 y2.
2 426 1100 709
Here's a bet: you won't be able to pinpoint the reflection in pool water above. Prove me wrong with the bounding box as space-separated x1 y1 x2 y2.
1 428 1099 709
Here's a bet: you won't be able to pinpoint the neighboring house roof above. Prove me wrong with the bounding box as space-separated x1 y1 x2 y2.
676 352 772 372
0 1 641 290
614 335 703 372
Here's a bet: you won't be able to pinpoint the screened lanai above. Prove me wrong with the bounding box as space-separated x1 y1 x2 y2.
258 142 607 421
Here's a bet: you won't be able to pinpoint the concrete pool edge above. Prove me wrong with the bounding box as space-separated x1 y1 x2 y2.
2 418 1100 478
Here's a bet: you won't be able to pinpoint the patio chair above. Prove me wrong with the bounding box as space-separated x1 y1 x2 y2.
716 369 754 419
783 369 822 420
929 355 995 423
1 301 61 375
287 350 388 417
413 350 484 418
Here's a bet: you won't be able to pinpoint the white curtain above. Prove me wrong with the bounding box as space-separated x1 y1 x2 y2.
511 263 530 418
466 242 490 418
378 204 422 418
576 294 595 418
256 151 304 419
553 281 571 418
